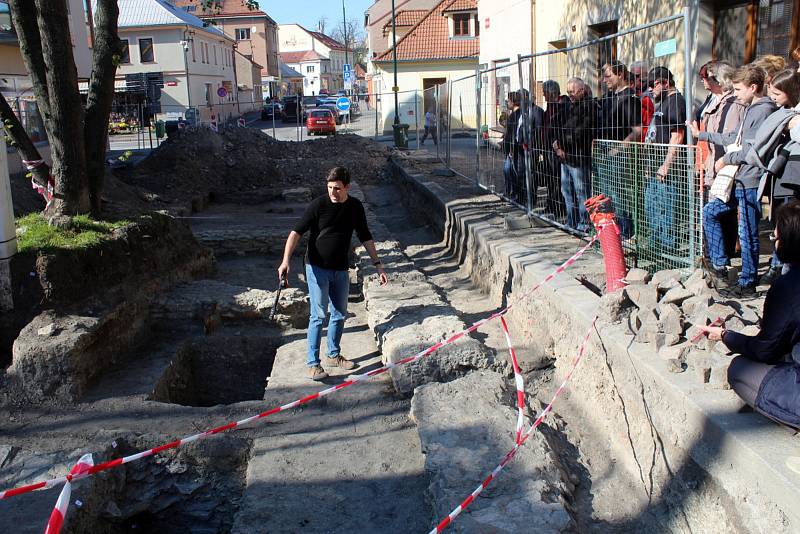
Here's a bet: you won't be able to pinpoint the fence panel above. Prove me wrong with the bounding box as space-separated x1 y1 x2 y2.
440 75 479 181
593 140 699 271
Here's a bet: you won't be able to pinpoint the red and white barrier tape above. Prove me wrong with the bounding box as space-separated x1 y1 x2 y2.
22 158 55 207
431 316 598 533
43 453 93 534
500 316 524 445
0 237 597 502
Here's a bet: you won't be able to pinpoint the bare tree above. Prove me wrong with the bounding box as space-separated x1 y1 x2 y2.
331 18 368 66
1 0 258 218
0 0 119 216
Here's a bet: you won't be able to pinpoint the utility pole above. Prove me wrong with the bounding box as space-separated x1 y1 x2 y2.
391 0 399 125
342 1 348 69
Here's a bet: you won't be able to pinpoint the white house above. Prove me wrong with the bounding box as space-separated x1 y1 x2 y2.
278 24 347 94
101 0 244 125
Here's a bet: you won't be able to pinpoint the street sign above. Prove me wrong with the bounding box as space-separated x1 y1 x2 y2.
343 63 351 82
336 97 351 112
217 86 227 98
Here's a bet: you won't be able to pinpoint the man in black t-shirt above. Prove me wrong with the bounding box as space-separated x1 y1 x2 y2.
278 167 388 381
643 66 687 251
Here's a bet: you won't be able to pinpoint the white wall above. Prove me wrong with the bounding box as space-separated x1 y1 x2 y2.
278 24 314 52
373 60 477 133
115 26 238 122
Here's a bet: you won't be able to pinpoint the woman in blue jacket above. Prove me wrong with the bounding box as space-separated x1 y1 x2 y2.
700 200 800 428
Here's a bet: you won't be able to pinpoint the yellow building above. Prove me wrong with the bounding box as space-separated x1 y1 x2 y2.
372 0 479 134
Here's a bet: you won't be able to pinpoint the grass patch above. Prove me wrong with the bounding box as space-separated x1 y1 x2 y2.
15 213 130 253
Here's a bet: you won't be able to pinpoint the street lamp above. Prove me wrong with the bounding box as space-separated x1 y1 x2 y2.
391 0 399 125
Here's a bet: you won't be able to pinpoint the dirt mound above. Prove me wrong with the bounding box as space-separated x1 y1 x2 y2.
119 127 391 209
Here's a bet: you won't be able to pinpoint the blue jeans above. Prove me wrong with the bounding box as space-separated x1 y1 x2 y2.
703 186 761 286
560 162 590 230
503 154 518 200
305 263 349 367
644 178 676 250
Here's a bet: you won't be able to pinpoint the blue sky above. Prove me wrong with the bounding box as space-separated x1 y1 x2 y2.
262 0 374 30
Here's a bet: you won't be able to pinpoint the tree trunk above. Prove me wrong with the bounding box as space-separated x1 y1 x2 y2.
33 0 90 216
84 0 120 215
0 95 52 191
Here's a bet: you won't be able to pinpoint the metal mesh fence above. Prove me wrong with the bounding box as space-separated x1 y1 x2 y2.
593 140 701 271
413 12 700 272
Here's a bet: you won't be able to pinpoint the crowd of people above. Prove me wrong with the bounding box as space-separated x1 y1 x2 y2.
497 51 800 429
500 51 800 297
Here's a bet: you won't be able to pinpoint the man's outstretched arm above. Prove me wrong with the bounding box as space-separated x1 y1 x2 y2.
277 231 302 283
362 240 388 286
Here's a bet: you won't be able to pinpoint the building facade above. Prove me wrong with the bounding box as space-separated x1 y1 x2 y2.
108 0 240 125
278 23 347 94
363 0 439 75
173 0 280 99
279 50 332 96
372 0 479 133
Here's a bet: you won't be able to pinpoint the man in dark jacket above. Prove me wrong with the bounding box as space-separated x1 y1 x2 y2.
701 64 778 296
538 80 571 216
502 90 523 201
553 77 597 231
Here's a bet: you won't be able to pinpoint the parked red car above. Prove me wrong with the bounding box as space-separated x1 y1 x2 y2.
306 108 336 136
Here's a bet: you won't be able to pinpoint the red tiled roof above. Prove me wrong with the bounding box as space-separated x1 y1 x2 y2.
381 9 427 30
442 0 476 13
355 63 367 78
280 50 327 63
307 30 346 51
374 0 478 62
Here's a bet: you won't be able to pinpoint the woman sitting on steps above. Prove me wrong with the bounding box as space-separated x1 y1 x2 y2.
699 199 800 429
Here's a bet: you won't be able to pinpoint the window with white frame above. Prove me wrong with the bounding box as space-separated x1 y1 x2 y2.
453 14 470 36
307 65 315 73
235 28 250 40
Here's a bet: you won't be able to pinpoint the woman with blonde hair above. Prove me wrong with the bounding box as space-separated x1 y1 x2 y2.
752 54 787 86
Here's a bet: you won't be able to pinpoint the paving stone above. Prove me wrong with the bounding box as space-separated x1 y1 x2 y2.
659 340 692 360
651 269 682 289
707 303 737 322
660 286 694 306
681 295 714 317
654 332 681 349
684 269 712 297
658 303 684 336
625 284 659 311
657 277 682 294
625 268 651 285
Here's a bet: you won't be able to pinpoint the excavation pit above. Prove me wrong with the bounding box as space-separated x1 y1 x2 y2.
149 335 278 407
64 435 252 534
